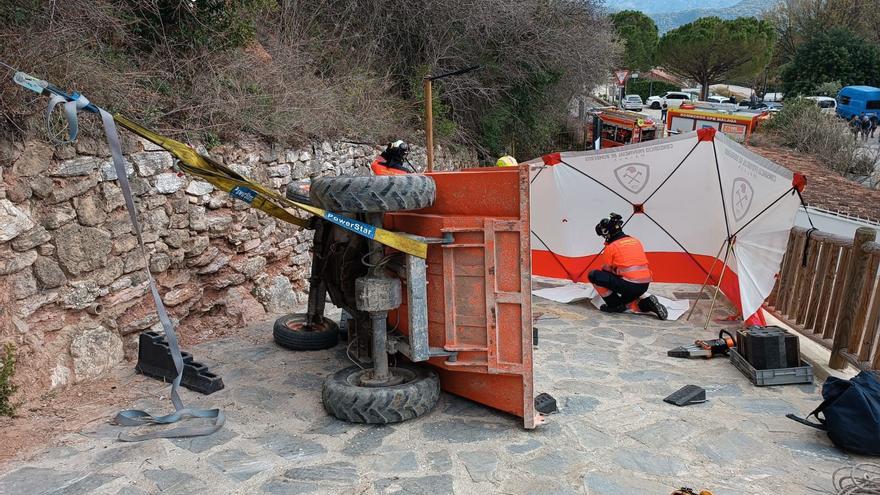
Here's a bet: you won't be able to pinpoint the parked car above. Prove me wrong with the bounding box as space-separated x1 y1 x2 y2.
835 86 880 120
763 92 784 102
647 91 692 109
751 102 783 113
706 95 732 104
621 94 643 111
805 96 837 114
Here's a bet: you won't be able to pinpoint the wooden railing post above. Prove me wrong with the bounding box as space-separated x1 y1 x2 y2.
830 227 877 369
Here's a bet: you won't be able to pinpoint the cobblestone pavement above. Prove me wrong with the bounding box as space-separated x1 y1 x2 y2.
0 283 866 495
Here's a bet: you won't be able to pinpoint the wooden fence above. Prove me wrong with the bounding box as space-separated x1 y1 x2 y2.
766 226 880 371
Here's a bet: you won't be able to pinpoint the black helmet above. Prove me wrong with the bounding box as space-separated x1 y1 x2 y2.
595 213 624 240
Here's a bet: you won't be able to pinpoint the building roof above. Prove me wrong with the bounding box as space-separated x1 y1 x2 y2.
748 144 880 223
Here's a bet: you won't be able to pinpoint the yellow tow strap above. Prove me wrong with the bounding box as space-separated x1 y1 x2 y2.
114 115 427 259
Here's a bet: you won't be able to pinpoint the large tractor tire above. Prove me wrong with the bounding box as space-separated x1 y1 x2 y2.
309 175 436 213
273 313 339 351
322 365 440 424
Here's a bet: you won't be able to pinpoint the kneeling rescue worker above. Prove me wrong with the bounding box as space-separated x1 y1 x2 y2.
589 213 668 320
371 140 414 175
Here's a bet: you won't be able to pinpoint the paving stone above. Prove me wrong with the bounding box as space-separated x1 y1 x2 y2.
207 448 275 481
506 438 543 454
561 395 600 414
626 420 695 448
342 425 396 455
591 327 625 340
567 422 613 451
578 349 620 367
582 471 672 495
144 467 207 495
0 467 82 495
426 450 453 472
168 427 238 453
421 419 507 444
736 398 796 416
261 478 320 494
522 450 579 477
113 487 151 495
618 369 683 382
306 416 357 436
458 450 499 482
611 447 688 477
284 461 359 484
256 430 327 460
46 473 116 495
371 451 419 473
696 430 764 464
780 438 849 461
703 382 744 397
374 475 454 495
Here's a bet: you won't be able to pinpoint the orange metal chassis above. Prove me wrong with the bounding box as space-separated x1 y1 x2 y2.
385 165 540 428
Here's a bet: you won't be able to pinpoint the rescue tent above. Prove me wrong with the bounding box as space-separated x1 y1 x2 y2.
529 128 804 323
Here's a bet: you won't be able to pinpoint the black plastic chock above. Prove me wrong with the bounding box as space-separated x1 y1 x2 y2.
535 392 558 414
135 331 225 395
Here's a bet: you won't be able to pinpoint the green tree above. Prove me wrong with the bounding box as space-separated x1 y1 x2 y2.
781 28 880 96
657 16 775 100
610 10 659 71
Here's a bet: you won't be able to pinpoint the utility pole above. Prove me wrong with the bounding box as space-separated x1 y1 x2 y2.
422 65 482 173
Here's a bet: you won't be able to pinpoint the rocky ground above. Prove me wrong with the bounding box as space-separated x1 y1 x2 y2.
0 283 865 495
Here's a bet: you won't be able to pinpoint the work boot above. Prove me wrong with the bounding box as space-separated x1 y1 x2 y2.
638 295 668 320
599 304 626 314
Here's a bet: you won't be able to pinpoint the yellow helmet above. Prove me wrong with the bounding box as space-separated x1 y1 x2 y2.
496 155 518 167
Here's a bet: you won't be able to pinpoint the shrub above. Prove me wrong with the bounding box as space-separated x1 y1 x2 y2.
760 98 874 176
0 343 18 417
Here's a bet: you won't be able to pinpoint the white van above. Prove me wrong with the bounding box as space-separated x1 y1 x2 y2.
805 96 837 114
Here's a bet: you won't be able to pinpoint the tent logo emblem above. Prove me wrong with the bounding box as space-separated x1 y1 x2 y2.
732 178 754 221
614 163 649 194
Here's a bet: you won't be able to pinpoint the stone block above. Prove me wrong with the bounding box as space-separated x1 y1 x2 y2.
458 451 498 482
34 256 66 288
164 284 203 306
38 203 77 230
268 163 291 177
112 235 138 255
131 151 173 177
163 229 190 249
0 248 37 275
185 180 214 196
100 159 134 181
254 275 297 313
12 141 53 177
197 253 230 275
69 324 124 382
230 255 266 277
0 199 35 241
6 178 32 203
48 176 98 204
10 267 37 300
149 252 172 273
50 156 102 177
11 225 51 252
99 182 125 211
55 224 112 275
73 194 107 226
184 235 210 257
155 172 186 194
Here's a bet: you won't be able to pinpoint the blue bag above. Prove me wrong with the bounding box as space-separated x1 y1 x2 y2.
787 371 880 456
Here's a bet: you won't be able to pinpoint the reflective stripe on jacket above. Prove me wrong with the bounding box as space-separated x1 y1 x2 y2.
602 236 652 283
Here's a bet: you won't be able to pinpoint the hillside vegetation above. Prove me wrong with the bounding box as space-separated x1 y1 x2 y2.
0 0 618 159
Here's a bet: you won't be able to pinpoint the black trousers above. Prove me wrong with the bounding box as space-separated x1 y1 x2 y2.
588 269 649 309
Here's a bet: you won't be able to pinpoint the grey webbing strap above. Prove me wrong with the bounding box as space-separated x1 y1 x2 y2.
47 98 224 441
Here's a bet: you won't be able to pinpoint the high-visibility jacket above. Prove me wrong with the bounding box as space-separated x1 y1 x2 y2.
601 235 652 283
371 157 409 176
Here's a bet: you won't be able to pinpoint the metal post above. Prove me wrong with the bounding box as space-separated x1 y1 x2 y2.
306 220 327 326
704 240 735 330
686 239 728 321
424 77 434 172
830 227 876 369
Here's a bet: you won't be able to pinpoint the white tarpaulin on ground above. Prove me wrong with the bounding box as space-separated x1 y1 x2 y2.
532 283 690 320
529 128 802 324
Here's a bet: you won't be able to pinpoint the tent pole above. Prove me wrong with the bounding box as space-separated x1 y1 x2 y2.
704 240 735 330
685 239 728 321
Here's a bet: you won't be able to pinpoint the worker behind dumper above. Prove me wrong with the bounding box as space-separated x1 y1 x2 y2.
589 213 668 320
371 140 414 175
496 155 518 167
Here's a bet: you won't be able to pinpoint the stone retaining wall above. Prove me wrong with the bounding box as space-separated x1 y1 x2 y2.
0 136 470 398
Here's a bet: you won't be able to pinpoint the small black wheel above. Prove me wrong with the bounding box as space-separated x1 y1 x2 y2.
273 313 339 351
309 175 436 213
651 101 661 109
322 365 440 424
